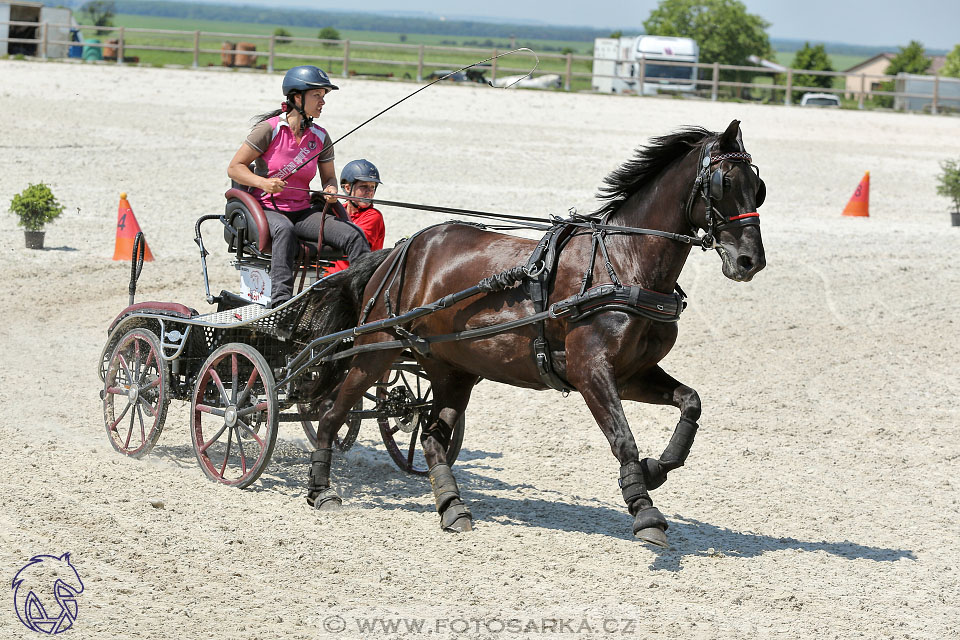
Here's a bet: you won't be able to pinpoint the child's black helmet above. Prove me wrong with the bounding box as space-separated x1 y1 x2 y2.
341 159 382 185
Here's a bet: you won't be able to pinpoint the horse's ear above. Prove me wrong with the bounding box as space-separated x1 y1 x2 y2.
718 119 742 151
60 552 71 562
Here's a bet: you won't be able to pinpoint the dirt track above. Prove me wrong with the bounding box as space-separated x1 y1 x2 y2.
1 60 959 639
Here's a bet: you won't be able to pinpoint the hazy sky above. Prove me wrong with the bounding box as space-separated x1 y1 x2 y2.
223 0 959 50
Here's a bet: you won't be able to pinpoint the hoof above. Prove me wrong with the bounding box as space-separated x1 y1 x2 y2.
439 500 473 533
442 516 473 533
640 457 668 491
635 526 669 548
307 488 342 511
315 498 342 512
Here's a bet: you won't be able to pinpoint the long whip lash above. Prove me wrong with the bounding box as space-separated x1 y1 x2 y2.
277 48 540 179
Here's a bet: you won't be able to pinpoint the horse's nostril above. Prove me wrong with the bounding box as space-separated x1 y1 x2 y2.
737 255 754 271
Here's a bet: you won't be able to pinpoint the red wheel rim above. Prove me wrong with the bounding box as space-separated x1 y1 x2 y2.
192 349 273 487
103 330 166 457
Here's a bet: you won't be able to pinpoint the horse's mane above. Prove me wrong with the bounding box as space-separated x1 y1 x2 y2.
593 127 715 218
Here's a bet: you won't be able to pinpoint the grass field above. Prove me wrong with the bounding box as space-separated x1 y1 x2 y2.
74 14 875 99
76 14 595 89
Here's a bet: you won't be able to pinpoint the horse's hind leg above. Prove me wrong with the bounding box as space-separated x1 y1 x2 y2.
569 365 669 547
307 348 403 510
417 362 479 533
621 365 701 492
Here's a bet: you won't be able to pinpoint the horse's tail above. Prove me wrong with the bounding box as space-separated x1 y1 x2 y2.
305 248 393 404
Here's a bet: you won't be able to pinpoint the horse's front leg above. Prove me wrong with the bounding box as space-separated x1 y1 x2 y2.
621 365 701 492
417 361 480 533
307 348 402 511
567 357 669 547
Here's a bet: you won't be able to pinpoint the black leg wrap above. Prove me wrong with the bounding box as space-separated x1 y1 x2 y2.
619 461 648 510
640 457 668 492
659 417 698 471
306 448 342 510
620 462 668 533
620 460 668 547
421 418 452 451
429 463 472 532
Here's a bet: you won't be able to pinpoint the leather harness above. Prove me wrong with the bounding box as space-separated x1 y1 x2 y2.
522 222 686 393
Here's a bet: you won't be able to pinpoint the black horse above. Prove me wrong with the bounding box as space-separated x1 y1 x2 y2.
304 120 766 547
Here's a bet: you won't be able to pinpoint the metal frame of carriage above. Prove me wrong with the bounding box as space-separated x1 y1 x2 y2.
97 189 464 489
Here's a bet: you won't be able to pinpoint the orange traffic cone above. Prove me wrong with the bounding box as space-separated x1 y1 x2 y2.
112 192 154 261
842 172 870 217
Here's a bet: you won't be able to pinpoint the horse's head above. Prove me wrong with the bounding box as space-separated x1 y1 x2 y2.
689 120 766 282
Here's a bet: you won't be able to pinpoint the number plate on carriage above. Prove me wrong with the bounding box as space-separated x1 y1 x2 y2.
239 265 272 304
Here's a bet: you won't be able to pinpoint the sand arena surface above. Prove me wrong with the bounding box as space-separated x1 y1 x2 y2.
1 60 959 639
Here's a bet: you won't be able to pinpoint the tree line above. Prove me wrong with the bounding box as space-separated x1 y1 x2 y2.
80 0 616 42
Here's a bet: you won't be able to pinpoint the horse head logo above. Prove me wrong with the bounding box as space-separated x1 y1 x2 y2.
12 553 84 635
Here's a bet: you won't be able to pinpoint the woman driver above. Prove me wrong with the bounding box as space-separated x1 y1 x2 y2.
227 65 370 306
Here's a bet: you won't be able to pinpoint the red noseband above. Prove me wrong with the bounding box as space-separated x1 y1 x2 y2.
728 212 759 221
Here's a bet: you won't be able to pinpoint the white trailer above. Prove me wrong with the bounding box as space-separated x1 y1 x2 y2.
592 35 699 95
0 1 74 57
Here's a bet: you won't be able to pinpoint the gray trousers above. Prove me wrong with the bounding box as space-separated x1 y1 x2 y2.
264 204 370 305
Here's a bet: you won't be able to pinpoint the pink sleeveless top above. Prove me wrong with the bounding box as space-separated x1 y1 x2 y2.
244 113 333 212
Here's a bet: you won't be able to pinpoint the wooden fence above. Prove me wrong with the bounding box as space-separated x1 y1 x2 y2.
2 20 956 114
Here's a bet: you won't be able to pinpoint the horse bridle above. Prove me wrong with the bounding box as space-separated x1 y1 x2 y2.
684 141 765 250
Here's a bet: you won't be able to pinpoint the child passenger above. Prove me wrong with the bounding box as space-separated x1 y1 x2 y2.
327 159 385 273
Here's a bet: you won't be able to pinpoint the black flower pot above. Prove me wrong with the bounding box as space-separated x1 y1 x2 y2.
24 230 45 249
952 211 960 227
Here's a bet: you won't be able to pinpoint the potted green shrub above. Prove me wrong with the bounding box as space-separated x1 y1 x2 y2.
938 159 960 227
9 183 65 249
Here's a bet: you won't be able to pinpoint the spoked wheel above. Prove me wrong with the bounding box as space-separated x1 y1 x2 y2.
102 328 169 458
377 366 464 476
299 402 361 452
191 343 278 489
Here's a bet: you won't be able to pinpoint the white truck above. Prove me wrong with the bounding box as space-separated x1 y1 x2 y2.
592 35 699 95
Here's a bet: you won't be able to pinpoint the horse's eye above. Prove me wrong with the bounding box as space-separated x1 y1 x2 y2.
723 177 732 189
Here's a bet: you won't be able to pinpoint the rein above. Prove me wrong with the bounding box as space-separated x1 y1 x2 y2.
291 187 705 246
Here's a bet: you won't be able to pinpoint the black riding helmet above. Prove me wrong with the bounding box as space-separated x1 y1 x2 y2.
283 65 339 95
281 66 339 132
340 159 382 186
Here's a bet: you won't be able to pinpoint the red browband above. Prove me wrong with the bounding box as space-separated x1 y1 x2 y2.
728 212 759 221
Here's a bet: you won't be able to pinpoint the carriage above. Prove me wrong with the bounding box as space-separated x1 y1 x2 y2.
98 188 464 489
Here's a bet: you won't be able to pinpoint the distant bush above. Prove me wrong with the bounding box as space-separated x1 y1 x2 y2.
318 27 340 44
937 159 960 213
877 41 931 107
942 44 960 78
273 28 292 45
792 42 833 100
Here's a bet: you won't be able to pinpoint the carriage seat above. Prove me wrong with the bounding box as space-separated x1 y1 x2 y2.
222 189 344 261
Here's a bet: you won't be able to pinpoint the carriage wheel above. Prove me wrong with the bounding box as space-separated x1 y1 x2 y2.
298 402 361 452
102 328 170 458
377 367 464 476
190 343 278 489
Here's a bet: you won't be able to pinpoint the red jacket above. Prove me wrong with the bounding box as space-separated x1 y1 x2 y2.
327 206 384 273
